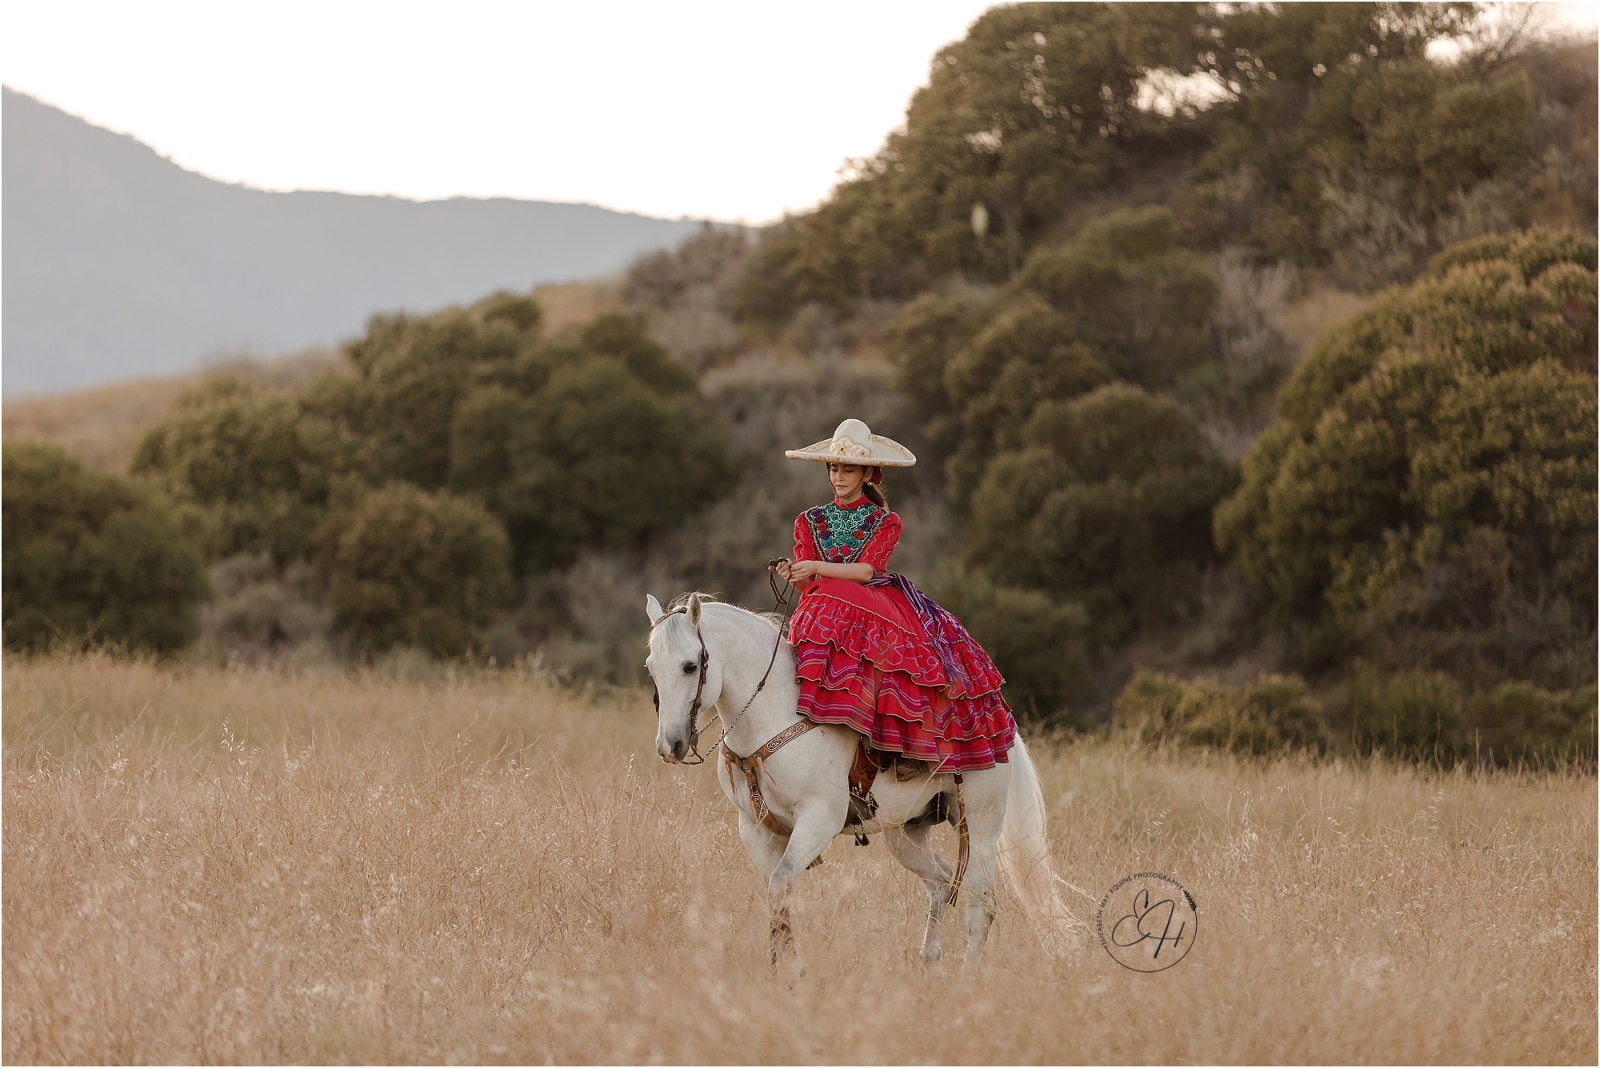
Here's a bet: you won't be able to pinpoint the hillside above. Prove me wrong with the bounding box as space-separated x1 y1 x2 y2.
0 278 623 473
1 88 705 395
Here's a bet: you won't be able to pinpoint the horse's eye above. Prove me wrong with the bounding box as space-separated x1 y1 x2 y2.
682 661 697 674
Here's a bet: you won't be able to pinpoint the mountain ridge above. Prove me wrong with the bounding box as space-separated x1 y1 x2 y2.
2 87 712 395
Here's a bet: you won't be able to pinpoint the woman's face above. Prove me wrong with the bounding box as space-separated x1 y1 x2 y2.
828 463 867 501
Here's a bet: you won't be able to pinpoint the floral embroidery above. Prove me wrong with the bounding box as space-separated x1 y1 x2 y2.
804 501 887 564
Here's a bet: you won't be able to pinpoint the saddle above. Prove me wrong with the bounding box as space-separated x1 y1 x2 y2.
844 742 933 842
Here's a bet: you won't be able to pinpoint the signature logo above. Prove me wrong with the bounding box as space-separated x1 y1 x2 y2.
1096 872 1197 972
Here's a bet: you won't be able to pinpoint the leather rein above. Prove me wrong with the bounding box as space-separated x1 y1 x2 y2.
652 562 796 767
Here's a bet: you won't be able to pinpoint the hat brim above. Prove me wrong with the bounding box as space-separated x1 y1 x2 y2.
785 433 916 467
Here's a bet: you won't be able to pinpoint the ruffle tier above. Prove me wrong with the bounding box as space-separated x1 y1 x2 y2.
795 643 1015 772
787 579 1007 699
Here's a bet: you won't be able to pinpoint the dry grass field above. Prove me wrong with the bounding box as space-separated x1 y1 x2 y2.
1 348 341 475
4 653 1594 1064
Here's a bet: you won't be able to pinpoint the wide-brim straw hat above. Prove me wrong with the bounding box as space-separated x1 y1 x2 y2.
785 418 916 468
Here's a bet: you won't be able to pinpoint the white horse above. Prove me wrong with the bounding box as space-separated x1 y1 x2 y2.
645 592 1081 974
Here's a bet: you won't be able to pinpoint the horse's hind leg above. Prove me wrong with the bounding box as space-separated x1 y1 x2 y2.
959 801 1006 979
883 822 954 962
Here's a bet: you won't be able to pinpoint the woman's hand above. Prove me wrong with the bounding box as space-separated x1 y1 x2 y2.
776 559 872 586
779 559 822 584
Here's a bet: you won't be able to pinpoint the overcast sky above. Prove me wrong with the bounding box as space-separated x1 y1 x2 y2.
2 0 999 222
3 1 1594 223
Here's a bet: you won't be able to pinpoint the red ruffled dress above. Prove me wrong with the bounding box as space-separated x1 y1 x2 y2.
788 495 1016 772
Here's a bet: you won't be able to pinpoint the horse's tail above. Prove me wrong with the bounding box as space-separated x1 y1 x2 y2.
995 735 1085 959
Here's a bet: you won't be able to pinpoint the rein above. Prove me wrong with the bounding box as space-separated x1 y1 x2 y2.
655 562 796 766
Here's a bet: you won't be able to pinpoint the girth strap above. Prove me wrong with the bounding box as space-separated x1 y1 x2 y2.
947 773 970 908
722 719 817 836
846 741 882 844
724 724 969 909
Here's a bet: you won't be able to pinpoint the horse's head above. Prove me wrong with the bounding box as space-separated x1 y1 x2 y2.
644 592 724 763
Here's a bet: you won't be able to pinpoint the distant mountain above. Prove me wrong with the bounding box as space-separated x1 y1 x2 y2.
2 87 711 395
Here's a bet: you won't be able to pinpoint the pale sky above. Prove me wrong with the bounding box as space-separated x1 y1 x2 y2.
3 2 1594 224
1 0 1000 223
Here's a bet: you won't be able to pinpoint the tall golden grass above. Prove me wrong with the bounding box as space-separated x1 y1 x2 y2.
4 653 1594 1064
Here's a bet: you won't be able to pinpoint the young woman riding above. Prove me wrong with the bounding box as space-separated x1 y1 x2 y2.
775 418 1015 772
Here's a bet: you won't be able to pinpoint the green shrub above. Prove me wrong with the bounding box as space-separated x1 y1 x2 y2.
316 301 732 578
333 301 539 488
966 383 1236 645
314 484 512 656
449 354 731 574
132 378 364 563
1016 208 1219 390
4 443 209 652
1112 670 1187 742
880 291 986 452
1349 670 1469 765
1469 681 1598 767
927 566 1089 723
1216 230 1597 683
939 296 1115 508
1112 669 1330 755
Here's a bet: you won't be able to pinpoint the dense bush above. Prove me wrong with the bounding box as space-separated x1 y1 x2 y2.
1469 681 1597 767
132 378 363 563
1189 10 1595 285
732 5 1206 317
1346 669 1469 765
135 294 732 586
1015 208 1219 389
1112 669 1331 755
325 294 543 488
738 5 1592 318
4 443 209 652
885 209 1221 512
1215 230 1597 684
966 383 1235 645
314 484 512 656
447 314 731 574
202 553 330 659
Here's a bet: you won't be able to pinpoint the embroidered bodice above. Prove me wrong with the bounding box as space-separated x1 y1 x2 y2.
792 497 902 574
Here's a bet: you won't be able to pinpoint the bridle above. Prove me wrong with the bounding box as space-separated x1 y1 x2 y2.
652 562 796 765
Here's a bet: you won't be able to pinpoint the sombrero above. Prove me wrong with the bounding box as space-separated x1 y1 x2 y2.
785 418 916 468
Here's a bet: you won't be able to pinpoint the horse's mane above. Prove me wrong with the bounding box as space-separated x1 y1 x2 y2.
658 592 782 634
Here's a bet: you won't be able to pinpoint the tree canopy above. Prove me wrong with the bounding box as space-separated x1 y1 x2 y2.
315 483 512 656
736 3 1595 318
1215 229 1597 685
4 443 209 652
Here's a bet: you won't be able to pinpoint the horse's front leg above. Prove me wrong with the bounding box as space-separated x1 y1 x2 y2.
765 804 839 966
734 816 793 964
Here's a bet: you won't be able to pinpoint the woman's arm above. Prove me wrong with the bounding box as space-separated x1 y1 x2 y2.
777 559 874 587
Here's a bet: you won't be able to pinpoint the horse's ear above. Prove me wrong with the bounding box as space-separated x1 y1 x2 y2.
645 594 665 624
687 593 702 626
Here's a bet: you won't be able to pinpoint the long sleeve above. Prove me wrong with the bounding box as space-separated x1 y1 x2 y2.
858 512 902 575
792 513 818 562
